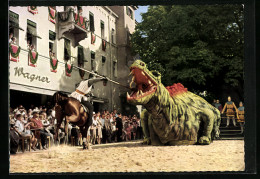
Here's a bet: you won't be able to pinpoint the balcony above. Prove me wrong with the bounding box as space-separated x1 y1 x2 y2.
58 8 88 46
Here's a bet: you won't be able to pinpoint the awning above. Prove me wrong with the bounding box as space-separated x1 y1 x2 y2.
9 21 24 31
27 24 42 39
9 83 70 96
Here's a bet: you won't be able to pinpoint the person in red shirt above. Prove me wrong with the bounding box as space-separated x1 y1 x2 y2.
30 111 51 149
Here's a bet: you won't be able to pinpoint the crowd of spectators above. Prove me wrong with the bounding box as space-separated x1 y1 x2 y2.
9 104 143 154
71 109 143 146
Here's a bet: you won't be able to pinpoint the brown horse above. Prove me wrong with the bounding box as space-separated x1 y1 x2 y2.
52 91 92 149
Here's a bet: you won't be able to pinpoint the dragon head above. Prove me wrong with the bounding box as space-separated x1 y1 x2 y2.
127 60 161 105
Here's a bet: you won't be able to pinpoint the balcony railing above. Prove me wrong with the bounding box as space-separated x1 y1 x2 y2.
58 8 89 46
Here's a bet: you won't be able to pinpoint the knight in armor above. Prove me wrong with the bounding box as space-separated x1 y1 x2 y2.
237 101 245 134
221 96 238 127
70 74 107 122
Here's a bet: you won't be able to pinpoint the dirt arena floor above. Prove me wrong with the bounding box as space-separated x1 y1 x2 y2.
10 140 244 173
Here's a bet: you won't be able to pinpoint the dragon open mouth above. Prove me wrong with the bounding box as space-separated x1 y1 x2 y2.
127 67 157 101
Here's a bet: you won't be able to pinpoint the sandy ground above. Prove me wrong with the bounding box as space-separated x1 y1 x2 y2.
9 140 244 173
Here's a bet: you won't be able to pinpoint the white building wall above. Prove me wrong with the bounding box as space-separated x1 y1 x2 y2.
9 6 119 111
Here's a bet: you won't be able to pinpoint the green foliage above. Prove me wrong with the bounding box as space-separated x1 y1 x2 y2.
132 5 244 94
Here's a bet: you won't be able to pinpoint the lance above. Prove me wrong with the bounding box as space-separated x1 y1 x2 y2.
20 47 131 90
73 65 131 90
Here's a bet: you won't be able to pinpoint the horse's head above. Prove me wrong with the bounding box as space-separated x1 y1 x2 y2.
52 91 69 106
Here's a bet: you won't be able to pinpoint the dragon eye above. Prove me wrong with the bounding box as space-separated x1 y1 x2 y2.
140 62 145 66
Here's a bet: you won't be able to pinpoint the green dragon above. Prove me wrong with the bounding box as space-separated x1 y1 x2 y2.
127 60 221 145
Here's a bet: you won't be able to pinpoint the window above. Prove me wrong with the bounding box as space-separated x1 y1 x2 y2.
113 61 117 77
64 38 71 61
101 20 105 39
89 12 95 32
78 46 84 64
111 28 116 44
9 11 21 45
126 7 133 19
102 56 106 75
27 20 39 51
49 30 56 57
102 56 106 64
91 51 95 71
78 45 85 78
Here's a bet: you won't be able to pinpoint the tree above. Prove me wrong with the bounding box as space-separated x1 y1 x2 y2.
132 5 244 100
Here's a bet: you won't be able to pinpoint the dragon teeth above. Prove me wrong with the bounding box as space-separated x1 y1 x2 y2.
140 91 144 96
127 92 130 98
132 76 135 82
130 81 134 88
128 70 133 76
141 71 145 76
148 80 152 84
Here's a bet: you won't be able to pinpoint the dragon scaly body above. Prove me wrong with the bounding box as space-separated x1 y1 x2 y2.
127 60 221 145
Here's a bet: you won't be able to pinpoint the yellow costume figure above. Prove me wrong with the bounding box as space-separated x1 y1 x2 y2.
222 96 238 127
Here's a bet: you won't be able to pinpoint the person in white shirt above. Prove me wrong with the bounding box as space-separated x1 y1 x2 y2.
70 74 107 126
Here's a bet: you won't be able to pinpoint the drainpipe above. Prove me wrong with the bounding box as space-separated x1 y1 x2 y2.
108 11 113 112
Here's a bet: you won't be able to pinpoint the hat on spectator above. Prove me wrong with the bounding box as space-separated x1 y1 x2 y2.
32 108 40 115
15 111 21 115
18 105 25 110
33 107 40 112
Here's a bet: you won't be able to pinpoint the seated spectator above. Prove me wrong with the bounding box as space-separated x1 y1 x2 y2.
30 111 51 149
40 112 54 143
14 114 37 151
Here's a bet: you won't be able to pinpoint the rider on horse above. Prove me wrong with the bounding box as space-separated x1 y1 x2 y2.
70 74 107 124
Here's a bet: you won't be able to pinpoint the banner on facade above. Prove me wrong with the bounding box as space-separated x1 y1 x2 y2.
9 44 20 62
28 50 38 67
28 6 38 15
48 7 56 24
50 57 58 72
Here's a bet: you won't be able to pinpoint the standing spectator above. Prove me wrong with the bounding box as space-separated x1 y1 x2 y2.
10 37 17 44
132 121 138 140
237 102 245 134
212 99 217 106
111 117 117 142
214 99 223 112
9 32 14 43
222 96 238 127
113 109 118 118
136 118 143 139
125 122 132 141
116 113 123 142
104 114 112 143
96 116 103 144
100 114 106 143
90 114 97 145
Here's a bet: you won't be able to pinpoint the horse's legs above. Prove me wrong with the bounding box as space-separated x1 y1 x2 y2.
80 126 89 149
54 105 63 145
64 118 69 145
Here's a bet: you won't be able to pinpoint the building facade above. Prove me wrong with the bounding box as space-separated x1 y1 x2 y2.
9 6 137 113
